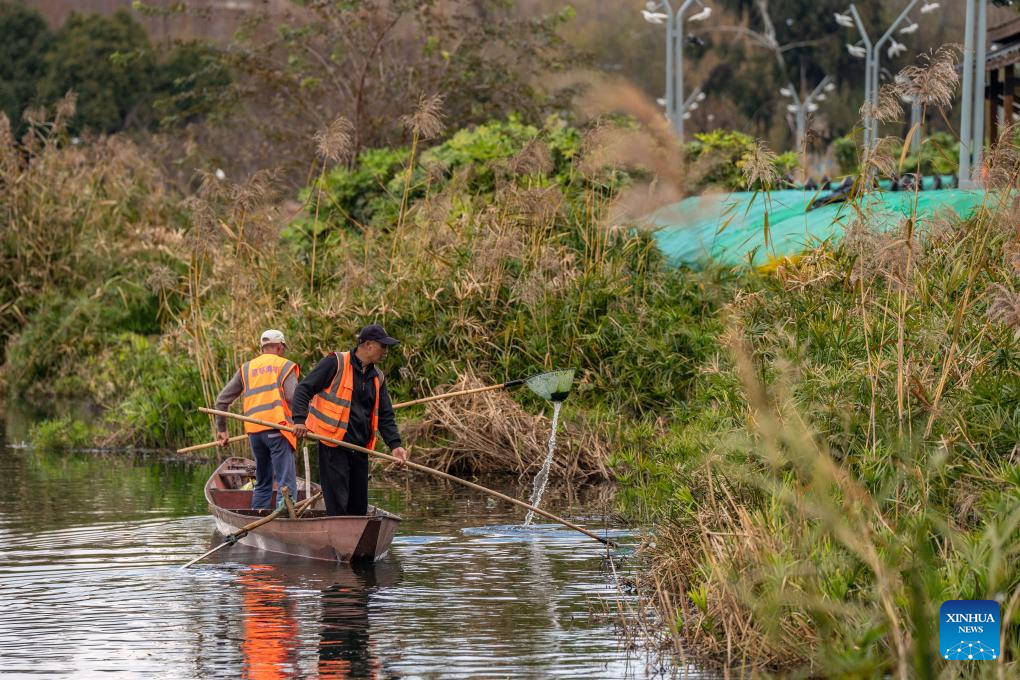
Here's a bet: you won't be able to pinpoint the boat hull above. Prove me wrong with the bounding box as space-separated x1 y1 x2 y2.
204 456 400 562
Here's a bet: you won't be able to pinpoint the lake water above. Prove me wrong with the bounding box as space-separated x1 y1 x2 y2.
0 422 664 679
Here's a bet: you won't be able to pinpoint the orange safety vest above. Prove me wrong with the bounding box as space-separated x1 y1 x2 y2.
305 352 382 450
241 353 300 450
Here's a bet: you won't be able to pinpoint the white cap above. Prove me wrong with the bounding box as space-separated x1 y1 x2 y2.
260 329 286 346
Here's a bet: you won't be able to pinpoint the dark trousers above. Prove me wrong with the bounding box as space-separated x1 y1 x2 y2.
318 441 369 516
249 431 296 510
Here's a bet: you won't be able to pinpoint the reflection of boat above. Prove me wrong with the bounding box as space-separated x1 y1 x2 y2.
239 565 299 680
233 559 402 680
205 456 400 562
319 561 401 679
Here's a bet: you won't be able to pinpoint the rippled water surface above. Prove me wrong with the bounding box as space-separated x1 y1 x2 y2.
1 428 649 679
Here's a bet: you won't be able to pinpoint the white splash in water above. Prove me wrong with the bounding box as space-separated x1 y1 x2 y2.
524 400 562 526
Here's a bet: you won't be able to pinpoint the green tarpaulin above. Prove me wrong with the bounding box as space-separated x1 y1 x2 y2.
649 189 988 267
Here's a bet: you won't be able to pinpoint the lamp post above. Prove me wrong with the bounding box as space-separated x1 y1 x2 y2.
959 0 989 187
838 0 937 149
781 77 835 155
642 0 712 142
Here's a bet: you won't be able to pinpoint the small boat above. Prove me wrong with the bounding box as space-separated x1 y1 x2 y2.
204 456 400 562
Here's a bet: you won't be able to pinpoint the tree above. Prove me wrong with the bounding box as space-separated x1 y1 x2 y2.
0 2 53 133
153 41 232 128
37 10 156 133
142 0 574 182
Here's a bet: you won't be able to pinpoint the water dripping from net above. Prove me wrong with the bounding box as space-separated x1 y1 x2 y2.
523 400 562 527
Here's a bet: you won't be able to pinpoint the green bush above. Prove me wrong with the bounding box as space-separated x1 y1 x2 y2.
30 416 95 450
4 271 163 399
686 129 754 189
152 40 232 128
295 116 586 243
297 146 408 234
94 333 208 448
833 134 858 175
831 131 960 179
902 130 959 176
1 5 229 134
686 130 797 190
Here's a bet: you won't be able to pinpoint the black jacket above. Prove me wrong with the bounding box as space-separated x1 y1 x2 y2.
291 349 402 450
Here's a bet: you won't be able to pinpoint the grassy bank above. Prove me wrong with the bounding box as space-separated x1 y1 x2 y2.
625 163 1020 674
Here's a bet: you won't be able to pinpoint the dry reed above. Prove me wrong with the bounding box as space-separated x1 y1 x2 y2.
403 370 612 480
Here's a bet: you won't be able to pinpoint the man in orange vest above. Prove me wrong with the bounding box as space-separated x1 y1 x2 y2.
291 324 408 516
214 329 301 510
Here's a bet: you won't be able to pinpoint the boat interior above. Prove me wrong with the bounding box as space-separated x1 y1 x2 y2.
210 459 315 512
209 458 393 520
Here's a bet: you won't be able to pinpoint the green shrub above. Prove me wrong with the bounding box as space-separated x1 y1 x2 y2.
294 116 586 244
93 333 208 448
152 40 232 128
295 146 408 235
833 134 858 175
902 130 959 176
686 129 754 189
4 276 162 399
30 416 95 450
686 130 798 190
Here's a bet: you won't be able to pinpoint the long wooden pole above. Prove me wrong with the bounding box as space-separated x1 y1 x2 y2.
177 434 247 453
177 380 525 454
199 407 615 547
390 381 522 409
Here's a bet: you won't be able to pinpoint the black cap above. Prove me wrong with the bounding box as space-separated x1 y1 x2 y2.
357 324 399 346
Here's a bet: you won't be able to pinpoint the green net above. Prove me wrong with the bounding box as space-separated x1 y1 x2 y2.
526 369 576 402
649 188 989 267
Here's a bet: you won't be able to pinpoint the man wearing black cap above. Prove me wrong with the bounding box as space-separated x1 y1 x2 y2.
291 324 408 516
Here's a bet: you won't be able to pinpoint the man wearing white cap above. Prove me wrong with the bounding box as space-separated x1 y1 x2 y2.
214 330 301 510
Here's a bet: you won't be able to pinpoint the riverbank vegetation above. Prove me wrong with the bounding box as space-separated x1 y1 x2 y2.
0 95 739 470
623 54 1020 675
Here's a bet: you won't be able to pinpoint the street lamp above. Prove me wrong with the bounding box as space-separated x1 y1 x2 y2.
959 0 994 187
683 87 705 113
837 1 940 149
665 86 707 124
781 75 834 156
641 0 712 142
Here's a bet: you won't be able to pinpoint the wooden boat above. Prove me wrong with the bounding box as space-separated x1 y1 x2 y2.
204 456 400 562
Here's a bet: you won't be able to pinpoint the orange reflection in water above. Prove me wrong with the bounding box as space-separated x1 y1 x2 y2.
239 565 299 680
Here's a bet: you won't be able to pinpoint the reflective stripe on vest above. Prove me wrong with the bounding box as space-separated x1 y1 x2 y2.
305 352 382 449
240 354 299 449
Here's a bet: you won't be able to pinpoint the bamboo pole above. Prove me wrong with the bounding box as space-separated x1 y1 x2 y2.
177 434 247 453
177 379 525 454
391 381 520 409
199 407 615 548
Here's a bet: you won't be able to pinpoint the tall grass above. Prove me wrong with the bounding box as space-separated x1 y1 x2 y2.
0 96 178 399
